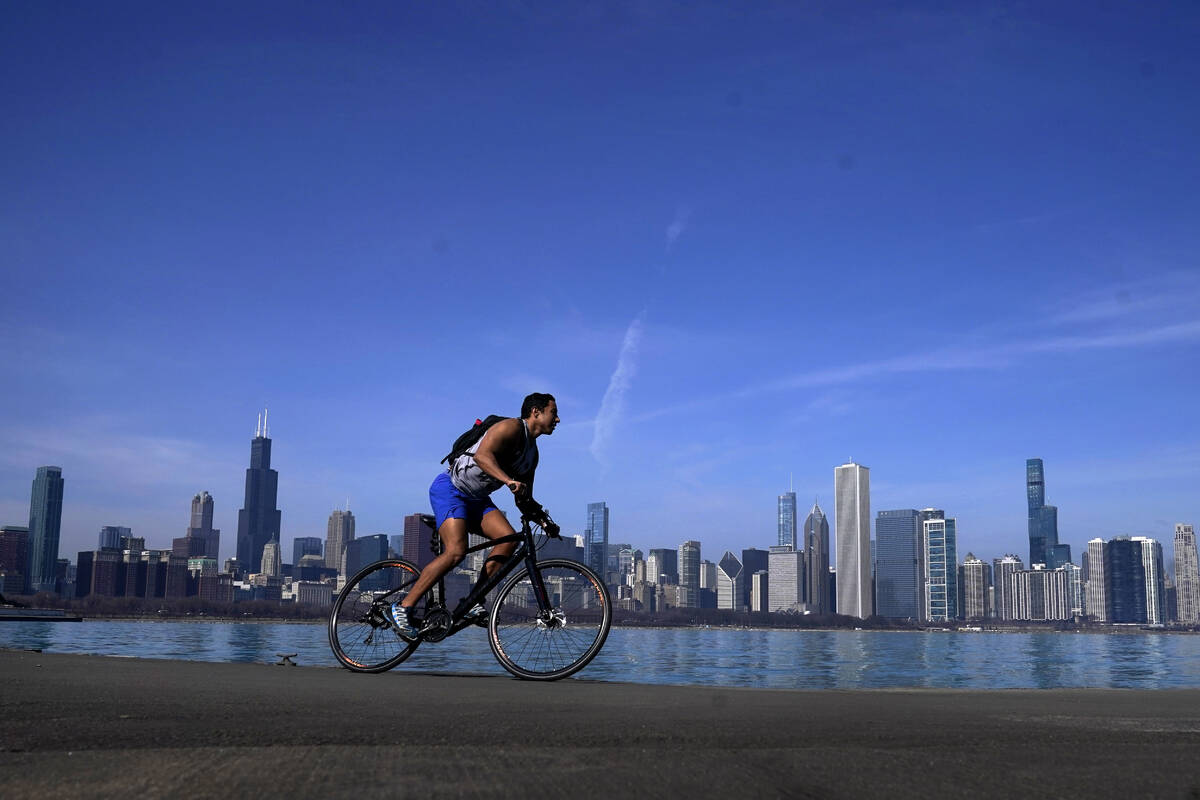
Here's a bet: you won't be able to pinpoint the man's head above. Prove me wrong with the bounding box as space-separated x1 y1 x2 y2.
522 393 559 436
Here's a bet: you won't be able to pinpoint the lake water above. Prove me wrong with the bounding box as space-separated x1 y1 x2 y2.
3 620 1199 689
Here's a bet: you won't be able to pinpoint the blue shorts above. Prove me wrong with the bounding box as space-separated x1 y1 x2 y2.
429 471 500 531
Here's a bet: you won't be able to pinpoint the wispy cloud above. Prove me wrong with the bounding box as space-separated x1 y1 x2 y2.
1048 271 1200 325
665 206 691 253
590 312 647 468
634 317 1200 424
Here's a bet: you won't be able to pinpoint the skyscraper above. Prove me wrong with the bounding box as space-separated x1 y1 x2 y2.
188 491 220 560
777 490 797 548
992 554 1024 620
1135 536 1166 625
741 548 768 609
235 413 282 575
1175 524 1199 624
402 514 435 570
293 536 323 566
716 551 743 611
1027 458 1069 568
326 509 356 575
678 540 700 608
261 537 282 578
875 509 922 619
1106 537 1147 624
834 462 871 618
99 526 130 551
959 553 989 620
584 502 609 579
804 501 830 615
647 548 678 584
767 545 803 612
920 509 957 622
26 466 65 593
1085 539 1108 622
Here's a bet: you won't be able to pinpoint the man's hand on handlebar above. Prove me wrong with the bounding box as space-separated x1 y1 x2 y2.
515 496 561 538
506 480 529 499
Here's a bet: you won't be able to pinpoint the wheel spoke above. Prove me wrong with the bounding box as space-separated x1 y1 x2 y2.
489 560 611 680
328 560 422 672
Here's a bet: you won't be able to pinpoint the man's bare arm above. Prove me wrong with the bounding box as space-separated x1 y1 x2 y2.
473 418 529 498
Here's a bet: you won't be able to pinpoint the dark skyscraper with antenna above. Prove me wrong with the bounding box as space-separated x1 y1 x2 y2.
236 411 282 574
1027 458 1069 569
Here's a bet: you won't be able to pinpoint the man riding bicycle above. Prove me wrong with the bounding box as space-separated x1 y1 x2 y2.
385 392 560 639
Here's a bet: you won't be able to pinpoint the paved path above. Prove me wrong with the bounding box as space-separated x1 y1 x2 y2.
2 649 1199 798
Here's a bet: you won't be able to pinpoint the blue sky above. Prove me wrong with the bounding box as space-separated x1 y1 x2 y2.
3 1 1198 569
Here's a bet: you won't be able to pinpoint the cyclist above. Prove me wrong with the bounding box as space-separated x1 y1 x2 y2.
385 392 560 639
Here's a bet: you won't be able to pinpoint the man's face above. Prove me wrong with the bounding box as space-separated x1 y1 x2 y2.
532 401 560 435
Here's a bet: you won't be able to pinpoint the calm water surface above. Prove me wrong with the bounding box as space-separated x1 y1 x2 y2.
3 620 1199 689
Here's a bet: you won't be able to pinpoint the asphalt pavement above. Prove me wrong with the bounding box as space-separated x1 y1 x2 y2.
2 649 1199 799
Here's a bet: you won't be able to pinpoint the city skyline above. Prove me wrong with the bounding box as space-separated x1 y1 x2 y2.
2 4 1198 566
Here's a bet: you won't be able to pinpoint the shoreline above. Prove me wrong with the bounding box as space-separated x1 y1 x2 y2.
22 614 1199 635
3 649 1199 798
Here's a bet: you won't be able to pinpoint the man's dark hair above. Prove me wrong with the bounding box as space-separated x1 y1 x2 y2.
521 393 555 418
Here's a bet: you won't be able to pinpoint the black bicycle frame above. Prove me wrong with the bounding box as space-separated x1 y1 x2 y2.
427 517 554 634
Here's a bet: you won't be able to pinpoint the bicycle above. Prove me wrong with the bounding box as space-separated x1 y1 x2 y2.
327 500 612 681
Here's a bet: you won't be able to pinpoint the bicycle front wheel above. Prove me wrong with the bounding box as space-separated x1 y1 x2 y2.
329 559 421 673
488 558 611 681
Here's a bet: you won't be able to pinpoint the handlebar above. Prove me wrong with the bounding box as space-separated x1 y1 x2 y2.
515 497 561 538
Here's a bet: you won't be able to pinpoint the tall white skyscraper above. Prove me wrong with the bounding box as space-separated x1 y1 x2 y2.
1085 538 1108 622
326 509 356 576
261 536 282 578
1134 536 1166 625
834 462 872 618
768 545 803 612
1175 524 1199 624
716 551 743 611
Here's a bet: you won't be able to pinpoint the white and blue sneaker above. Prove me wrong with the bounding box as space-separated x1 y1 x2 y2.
463 603 487 626
384 603 420 640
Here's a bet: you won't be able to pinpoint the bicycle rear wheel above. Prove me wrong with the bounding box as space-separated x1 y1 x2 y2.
488 558 611 681
329 559 421 673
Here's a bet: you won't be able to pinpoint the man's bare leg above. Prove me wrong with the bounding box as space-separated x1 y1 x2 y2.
399 518 468 609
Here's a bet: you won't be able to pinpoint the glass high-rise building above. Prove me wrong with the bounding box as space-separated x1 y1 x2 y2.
678 540 700 608
647 548 678 584
236 413 282 575
741 548 768 609
99 526 130 551
834 462 872 618
26 466 65 594
326 509 356 575
874 509 921 619
1175 524 1199 624
1027 458 1069 569
777 491 797 548
1106 537 1147 624
293 536 323 566
804 501 830 614
584 502 609 579
991 554 1023 621
920 509 957 622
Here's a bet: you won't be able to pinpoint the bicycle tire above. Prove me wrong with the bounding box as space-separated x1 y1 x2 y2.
488 558 611 681
328 558 422 673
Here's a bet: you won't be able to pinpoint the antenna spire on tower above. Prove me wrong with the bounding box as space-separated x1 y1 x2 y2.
264 407 269 438
256 413 262 438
